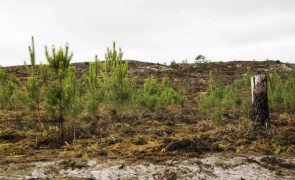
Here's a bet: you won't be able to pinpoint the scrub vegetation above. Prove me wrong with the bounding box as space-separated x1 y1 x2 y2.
0 37 294 166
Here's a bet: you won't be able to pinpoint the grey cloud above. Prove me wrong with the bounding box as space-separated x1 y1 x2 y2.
0 0 295 66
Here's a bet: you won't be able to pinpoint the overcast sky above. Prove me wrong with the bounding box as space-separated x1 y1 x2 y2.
1 0 295 66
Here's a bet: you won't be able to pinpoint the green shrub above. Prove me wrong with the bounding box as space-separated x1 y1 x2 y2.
268 72 284 111
139 76 185 112
0 71 22 110
195 54 210 70
196 69 252 121
284 69 295 111
197 67 294 121
268 69 295 112
170 60 179 69
0 69 7 109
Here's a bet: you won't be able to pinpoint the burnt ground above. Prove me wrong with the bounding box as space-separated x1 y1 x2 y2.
0 60 294 179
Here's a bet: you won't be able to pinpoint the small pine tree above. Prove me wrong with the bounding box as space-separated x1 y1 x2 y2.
40 64 49 83
197 71 233 120
159 77 186 108
101 42 135 118
85 55 102 132
140 76 160 111
197 68 254 121
268 72 284 111
25 36 42 145
44 43 73 144
3 74 21 110
140 76 185 112
284 68 295 112
0 68 6 109
64 67 83 143
86 56 100 117
267 68 295 112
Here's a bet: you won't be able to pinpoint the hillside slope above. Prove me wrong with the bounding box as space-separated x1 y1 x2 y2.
0 60 294 179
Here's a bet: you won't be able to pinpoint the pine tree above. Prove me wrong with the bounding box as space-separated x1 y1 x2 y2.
140 76 185 112
44 43 73 144
268 72 284 111
40 64 49 83
196 71 227 120
285 68 295 112
196 68 254 121
64 67 83 143
0 68 6 109
85 56 103 130
85 55 102 131
25 36 41 145
140 76 160 111
101 42 135 118
3 74 21 110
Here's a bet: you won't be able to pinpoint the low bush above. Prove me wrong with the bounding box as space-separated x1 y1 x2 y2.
196 68 252 121
139 76 186 112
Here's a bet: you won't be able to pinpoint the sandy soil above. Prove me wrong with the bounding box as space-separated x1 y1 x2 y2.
0 153 294 179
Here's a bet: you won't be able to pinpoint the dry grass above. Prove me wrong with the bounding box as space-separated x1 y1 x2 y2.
1 61 295 162
44 112 295 162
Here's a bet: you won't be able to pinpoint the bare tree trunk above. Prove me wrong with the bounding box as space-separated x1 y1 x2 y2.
250 74 269 127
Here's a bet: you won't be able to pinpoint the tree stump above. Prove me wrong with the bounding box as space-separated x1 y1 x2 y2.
250 74 269 126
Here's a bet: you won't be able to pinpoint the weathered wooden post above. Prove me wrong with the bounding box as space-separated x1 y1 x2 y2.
250 74 269 127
